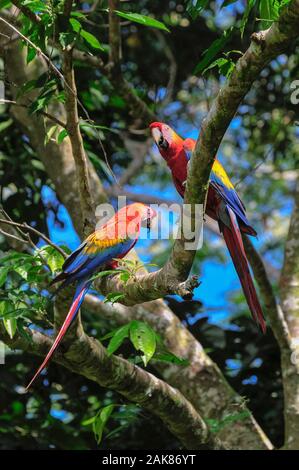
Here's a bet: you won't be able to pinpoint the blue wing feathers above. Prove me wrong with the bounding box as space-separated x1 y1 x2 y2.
210 171 253 232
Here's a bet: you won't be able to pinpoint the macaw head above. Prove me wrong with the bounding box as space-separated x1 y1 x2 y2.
116 203 157 237
150 122 183 161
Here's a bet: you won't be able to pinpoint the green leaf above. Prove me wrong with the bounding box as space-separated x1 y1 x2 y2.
80 30 103 50
259 0 280 29
194 28 233 75
0 300 14 320
31 159 45 171
221 0 238 7
23 0 48 12
14 263 32 280
104 292 125 304
26 46 37 64
0 1 12 9
69 18 104 50
186 0 209 19
37 245 64 273
90 269 119 281
0 267 9 288
59 32 77 49
44 125 58 146
240 0 256 37
129 320 156 366
115 11 170 32
3 318 17 339
106 324 130 355
153 352 189 366
0 119 13 133
92 404 115 445
57 129 68 144
119 271 130 282
69 18 81 33
203 57 235 78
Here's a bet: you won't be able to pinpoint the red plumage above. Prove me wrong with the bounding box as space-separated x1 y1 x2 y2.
150 122 266 333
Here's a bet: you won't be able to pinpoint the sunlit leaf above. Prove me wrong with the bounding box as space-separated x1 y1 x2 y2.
3 318 17 339
37 245 64 273
115 11 170 32
106 324 130 355
129 320 156 366
92 404 115 444
194 28 233 75
44 125 58 146
70 18 104 50
0 267 9 287
57 129 68 144
104 292 125 304
80 30 103 50
240 0 256 37
186 0 209 19
0 119 13 133
153 352 189 366
259 0 280 29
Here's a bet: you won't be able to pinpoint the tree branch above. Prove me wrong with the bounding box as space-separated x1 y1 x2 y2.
185 0 299 207
1 15 274 450
242 234 291 350
72 49 156 124
0 99 66 128
108 0 121 68
0 217 67 258
63 48 96 235
278 176 299 449
280 177 299 339
0 322 223 450
11 0 41 24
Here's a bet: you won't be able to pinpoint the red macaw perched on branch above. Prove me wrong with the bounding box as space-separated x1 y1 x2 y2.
26 203 156 389
150 122 266 333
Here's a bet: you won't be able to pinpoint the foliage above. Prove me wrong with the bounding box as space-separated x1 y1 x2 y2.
101 319 188 367
0 0 297 450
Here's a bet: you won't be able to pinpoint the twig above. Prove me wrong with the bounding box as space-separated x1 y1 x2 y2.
0 227 28 245
0 321 224 450
63 48 95 235
0 99 66 128
11 0 41 24
0 217 67 258
108 0 121 67
153 30 177 107
0 15 71 94
63 0 73 18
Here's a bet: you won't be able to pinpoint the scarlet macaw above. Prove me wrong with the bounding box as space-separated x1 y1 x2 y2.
150 122 266 333
26 203 156 389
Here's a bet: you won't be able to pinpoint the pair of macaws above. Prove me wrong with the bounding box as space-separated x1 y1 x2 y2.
27 122 265 389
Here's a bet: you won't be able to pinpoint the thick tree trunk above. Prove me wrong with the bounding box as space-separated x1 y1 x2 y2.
280 179 299 449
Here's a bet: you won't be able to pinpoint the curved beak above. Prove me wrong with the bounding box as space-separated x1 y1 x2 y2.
151 127 162 145
150 127 169 150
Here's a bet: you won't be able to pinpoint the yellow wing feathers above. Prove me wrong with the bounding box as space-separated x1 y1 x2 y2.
84 232 127 255
212 160 234 189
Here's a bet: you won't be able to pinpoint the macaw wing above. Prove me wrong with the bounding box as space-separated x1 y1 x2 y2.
210 160 248 224
183 137 252 230
62 228 135 279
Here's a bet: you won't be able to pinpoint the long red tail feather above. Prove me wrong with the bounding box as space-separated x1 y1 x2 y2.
26 282 89 390
220 207 266 333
